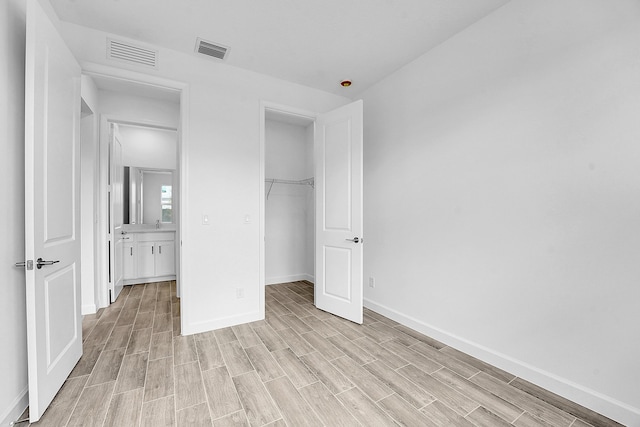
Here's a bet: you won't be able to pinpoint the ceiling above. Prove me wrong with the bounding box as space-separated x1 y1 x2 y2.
49 0 510 97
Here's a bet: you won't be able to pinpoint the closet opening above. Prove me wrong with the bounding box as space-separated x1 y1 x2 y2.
261 100 364 323
264 108 316 291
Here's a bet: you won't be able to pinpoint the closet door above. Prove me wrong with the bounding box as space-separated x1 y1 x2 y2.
314 100 363 324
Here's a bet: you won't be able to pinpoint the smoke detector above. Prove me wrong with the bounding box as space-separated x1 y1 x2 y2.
195 38 229 61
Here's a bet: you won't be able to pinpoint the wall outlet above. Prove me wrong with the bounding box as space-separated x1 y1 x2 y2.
236 288 245 299
369 277 375 288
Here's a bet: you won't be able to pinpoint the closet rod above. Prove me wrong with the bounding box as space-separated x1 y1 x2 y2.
265 177 314 200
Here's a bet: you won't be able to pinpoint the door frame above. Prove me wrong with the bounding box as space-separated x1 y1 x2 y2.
81 64 189 329
259 101 317 314
108 122 124 302
101 117 179 304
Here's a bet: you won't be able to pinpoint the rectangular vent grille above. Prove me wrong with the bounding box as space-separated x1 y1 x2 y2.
196 38 228 60
107 39 158 68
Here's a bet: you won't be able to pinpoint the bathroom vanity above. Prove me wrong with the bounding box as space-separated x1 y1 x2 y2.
122 229 176 285
120 165 177 285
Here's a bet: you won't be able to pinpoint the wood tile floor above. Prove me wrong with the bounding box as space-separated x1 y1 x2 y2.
26 280 621 427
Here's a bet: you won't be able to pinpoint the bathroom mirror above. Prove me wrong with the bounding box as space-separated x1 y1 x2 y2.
123 166 175 225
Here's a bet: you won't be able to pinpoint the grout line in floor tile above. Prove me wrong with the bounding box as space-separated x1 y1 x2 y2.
33 281 619 427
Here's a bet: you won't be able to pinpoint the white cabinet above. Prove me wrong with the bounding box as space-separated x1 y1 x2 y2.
123 242 136 279
156 241 175 276
122 231 176 285
137 241 156 278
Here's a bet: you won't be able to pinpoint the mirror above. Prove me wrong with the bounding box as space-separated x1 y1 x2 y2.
124 166 175 225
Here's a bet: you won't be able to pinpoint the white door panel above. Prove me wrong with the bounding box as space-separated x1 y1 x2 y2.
315 100 363 324
24 0 82 420
323 246 352 300
324 119 352 230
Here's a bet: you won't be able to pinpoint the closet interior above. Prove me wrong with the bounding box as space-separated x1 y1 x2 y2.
265 111 315 286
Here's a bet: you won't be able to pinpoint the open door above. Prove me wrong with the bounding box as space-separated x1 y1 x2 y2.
24 0 82 421
314 100 364 324
109 123 125 302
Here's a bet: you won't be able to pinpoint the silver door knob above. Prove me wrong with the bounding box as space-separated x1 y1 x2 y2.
36 258 60 269
345 237 360 243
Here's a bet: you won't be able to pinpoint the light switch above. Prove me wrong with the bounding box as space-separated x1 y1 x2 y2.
244 214 251 224
202 214 210 225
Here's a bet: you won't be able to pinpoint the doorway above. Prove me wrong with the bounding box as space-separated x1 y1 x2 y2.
108 122 179 303
79 71 185 316
260 100 365 324
264 110 315 286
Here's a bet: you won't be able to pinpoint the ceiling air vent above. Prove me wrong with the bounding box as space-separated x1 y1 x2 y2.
107 39 158 68
195 38 229 60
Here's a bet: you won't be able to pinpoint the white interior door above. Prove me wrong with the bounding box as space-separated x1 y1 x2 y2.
109 124 125 301
24 0 82 421
314 100 364 324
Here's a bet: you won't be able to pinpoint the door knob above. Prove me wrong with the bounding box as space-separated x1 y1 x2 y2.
36 258 60 269
345 237 360 243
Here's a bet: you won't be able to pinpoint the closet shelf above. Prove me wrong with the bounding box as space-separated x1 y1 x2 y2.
265 177 314 199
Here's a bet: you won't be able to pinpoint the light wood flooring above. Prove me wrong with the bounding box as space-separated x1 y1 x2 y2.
25 280 621 427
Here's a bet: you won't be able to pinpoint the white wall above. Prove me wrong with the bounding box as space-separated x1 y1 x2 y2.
0 0 29 424
59 20 350 333
266 120 311 180
80 75 99 315
304 124 315 278
265 119 314 284
98 89 180 128
361 0 640 425
80 113 97 313
119 125 177 170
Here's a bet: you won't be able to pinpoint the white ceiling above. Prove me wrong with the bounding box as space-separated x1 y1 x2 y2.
49 0 510 97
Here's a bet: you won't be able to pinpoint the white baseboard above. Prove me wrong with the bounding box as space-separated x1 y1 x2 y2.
0 387 28 427
266 274 314 285
81 303 97 315
364 298 640 427
124 275 176 286
181 311 263 336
